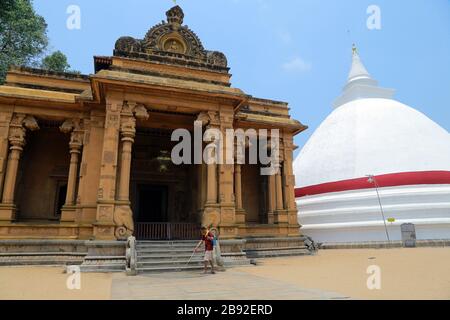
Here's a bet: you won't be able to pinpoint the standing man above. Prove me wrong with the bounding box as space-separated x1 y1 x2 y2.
195 226 215 274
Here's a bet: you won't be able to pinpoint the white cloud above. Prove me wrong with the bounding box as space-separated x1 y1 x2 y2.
282 56 312 73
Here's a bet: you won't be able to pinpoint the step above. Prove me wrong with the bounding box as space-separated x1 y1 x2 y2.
245 249 311 259
137 261 204 269
137 248 198 255
137 241 199 244
136 243 199 249
244 246 308 252
80 264 125 273
137 254 203 262
0 252 87 257
136 246 199 251
83 255 125 261
0 257 84 266
136 265 205 274
136 242 198 247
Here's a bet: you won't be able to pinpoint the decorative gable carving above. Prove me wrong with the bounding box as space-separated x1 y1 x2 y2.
114 6 228 70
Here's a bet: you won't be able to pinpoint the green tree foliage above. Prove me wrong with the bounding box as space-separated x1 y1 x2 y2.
0 0 49 83
41 50 71 73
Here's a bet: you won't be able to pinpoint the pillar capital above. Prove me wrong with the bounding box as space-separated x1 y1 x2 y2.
8 114 40 150
122 101 149 121
207 111 220 127
120 115 136 142
70 129 84 152
8 126 26 151
60 119 84 152
197 112 210 127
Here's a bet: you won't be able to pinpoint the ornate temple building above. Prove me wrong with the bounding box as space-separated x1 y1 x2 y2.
0 6 306 241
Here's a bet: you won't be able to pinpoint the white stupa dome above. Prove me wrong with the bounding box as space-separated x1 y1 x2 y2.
294 47 450 243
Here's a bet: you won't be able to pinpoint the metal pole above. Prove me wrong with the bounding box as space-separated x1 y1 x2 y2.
368 175 390 242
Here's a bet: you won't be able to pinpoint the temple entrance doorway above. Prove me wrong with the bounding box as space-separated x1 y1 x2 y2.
136 184 168 223
131 128 201 240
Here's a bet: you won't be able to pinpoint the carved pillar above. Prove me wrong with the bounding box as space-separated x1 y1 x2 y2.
113 102 148 240
267 174 276 224
234 164 242 210
117 115 136 202
275 164 284 211
0 111 13 199
201 112 222 233
0 114 39 221
66 145 81 205
75 113 104 231
234 137 246 226
2 132 25 204
94 98 123 240
205 146 218 205
60 119 84 223
217 110 238 239
283 135 301 235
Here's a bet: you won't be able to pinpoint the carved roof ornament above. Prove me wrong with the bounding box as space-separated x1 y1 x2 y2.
114 6 228 70
166 5 184 28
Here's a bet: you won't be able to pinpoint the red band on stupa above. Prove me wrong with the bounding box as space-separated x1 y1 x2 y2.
295 171 450 198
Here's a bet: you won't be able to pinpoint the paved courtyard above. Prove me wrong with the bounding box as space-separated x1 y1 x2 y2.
0 248 449 300
111 269 348 300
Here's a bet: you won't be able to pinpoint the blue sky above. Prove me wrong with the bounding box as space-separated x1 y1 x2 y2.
33 0 450 156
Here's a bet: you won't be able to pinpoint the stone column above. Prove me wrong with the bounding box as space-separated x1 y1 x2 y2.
117 117 136 202
66 141 82 206
267 173 276 224
233 137 246 228
234 164 242 210
94 98 123 240
206 151 218 205
0 111 14 199
2 134 25 204
0 114 39 221
283 135 301 235
202 112 222 233
275 164 284 211
75 113 104 233
217 110 238 239
60 120 84 224
113 102 148 240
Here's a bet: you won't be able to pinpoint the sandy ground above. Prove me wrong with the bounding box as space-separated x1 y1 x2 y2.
0 248 449 300
0 266 111 300
236 248 450 300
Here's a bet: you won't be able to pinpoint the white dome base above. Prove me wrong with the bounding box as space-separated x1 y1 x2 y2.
297 184 450 243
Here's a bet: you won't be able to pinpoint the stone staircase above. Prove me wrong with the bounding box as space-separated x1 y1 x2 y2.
243 236 316 259
244 245 311 259
0 252 86 266
135 241 205 274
